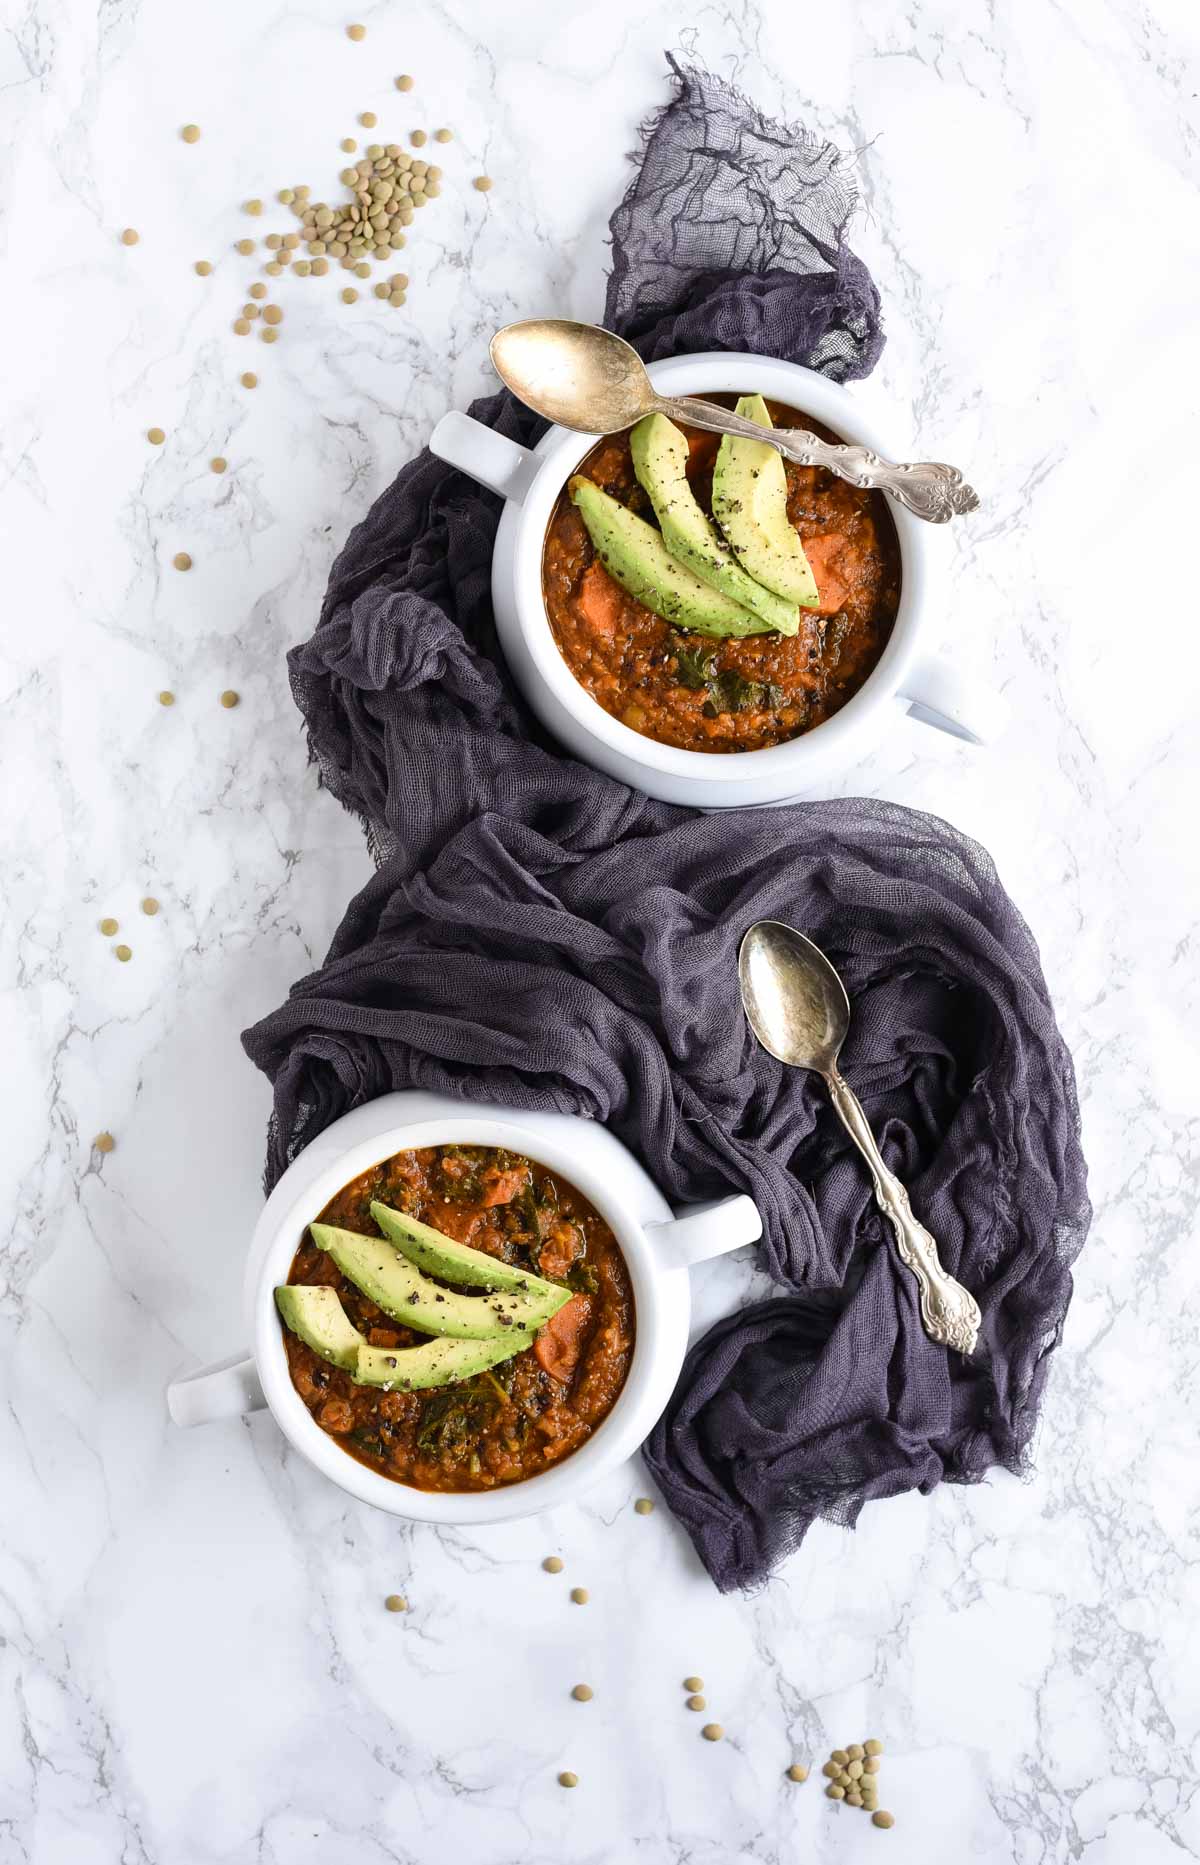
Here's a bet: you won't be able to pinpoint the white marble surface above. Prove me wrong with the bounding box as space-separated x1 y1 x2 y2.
3 1 1199 1859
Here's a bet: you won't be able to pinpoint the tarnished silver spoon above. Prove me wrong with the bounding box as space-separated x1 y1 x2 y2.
490 318 978 524
738 919 981 1354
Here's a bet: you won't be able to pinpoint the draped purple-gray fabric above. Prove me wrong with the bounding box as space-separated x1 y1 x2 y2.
242 58 1089 1590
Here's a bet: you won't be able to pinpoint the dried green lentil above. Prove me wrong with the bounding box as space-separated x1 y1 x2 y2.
872 1811 895 1829
244 199 263 216
278 187 295 205
683 1676 703 1692
210 457 227 473
433 127 452 142
233 318 251 335
146 427 165 446
571 1684 593 1702
569 1587 588 1605
847 1744 864 1760
847 1760 864 1780
542 1556 563 1573
121 227 139 245
699 1724 723 1745
141 898 159 916
98 918 119 936
864 1740 883 1757
826 1783 845 1801
787 1764 808 1783
410 129 427 147
558 1772 578 1789
686 1695 706 1712
265 260 283 276
312 258 329 276
830 1749 848 1765
262 303 283 324
114 944 132 962
194 259 212 275
94 1131 116 1153
847 1791 863 1807
864 1757 881 1774
353 261 370 278
384 1593 407 1611
181 124 201 143
242 302 260 319
360 111 377 127
173 552 192 571
158 691 175 706
220 690 240 709
235 239 255 256
341 286 358 303
346 21 366 39
260 327 279 343
634 1497 654 1515
473 174 493 192
822 1761 840 1779
395 73 414 90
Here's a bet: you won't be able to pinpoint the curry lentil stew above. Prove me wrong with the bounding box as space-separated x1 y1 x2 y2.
541 396 901 753
283 1143 635 1490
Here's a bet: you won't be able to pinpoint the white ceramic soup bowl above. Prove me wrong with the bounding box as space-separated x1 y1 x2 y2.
167 1090 761 1525
430 350 1004 807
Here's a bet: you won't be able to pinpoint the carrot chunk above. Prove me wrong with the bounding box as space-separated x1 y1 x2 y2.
802 532 851 615
575 561 625 638
534 1294 592 1383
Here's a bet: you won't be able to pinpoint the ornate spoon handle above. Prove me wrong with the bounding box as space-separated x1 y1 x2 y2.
823 1065 982 1355
653 394 979 524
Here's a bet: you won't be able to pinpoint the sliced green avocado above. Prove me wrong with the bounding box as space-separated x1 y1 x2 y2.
352 1332 525 1391
310 1221 570 1341
711 395 819 609
371 1200 563 1298
629 413 799 636
275 1285 366 1370
569 476 767 639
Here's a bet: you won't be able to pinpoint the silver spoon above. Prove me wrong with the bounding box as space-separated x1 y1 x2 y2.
738 919 981 1354
490 318 979 525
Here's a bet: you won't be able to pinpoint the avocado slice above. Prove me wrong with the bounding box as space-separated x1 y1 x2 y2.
275 1285 366 1370
711 395 820 609
569 477 767 638
629 414 799 636
371 1200 562 1298
310 1222 571 1341
352 1332 525 1392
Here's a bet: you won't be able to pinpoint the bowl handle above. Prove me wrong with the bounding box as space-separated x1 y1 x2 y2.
645 1194 762 1270
167 1350 265 1429
429 411 539 505
898 652 1008 744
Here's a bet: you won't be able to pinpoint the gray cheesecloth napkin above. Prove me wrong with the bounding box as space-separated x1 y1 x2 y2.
242 58 1091 1591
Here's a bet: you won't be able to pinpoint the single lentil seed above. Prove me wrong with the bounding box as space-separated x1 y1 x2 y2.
847 1745 864 1761
235 239 255 255
569 1587 588 1605
181 124 201 143
433 127 452 142
210 457 227 473
375 282 391 299
241 372 257 388
141 898 159 916
173 552 192 571
242 303 260 319
114 944 132 962
395 73 413 90
262 303 283 324
121 227 139 245
787 1764 809 1783
346 21 366 39
158 691 175 706
822 1762 840 1779
194 259 212 274
294 260 311 276
827 1784 845 1800
864 1740 883 1757
220 690 240 708
683 1677 703 1692
282 232 299 248
94 1132 116 1152
686 1695 706 1712
847 1791 863 1807
265 233 282 250
558 1772 578 1789
261 327 279 343
312 258 329 275
830 1750 849 1766
360 111 377 127
872 1811 895 1830
384 1593 406 1611
864 1757 881 1774
340 167 359 186
634 1497 654 1515
410 129 427 146
354 261 370 278
473 174 493 191
233 318 251 335
701 1725 723 1743
146 427 165 445
244 199 262 216
836 1770 852 1787
571 1685 593 1702
341 286 358 303
542 1556 563 1573
99 918 119 936
847 1759 864 1780
278 188 295 205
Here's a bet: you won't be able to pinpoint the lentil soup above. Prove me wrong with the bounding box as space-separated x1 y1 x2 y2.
283 1144 635 1491
541 396 901 753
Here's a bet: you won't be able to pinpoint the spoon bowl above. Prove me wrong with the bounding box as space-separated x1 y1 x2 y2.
738 921 849 1072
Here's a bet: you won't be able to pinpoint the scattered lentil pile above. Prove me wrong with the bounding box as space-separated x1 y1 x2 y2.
822 1738 893 1826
